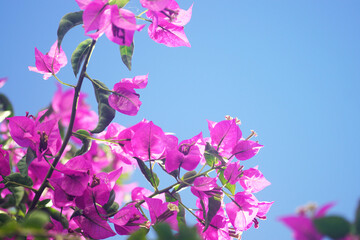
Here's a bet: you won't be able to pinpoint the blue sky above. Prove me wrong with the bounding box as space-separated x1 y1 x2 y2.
1 1 360 239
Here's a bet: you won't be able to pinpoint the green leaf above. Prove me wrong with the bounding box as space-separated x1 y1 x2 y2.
314 216 351 239
17 148 36 177
174 171 197 192
71 39 92 77
127 228 148 240
109 0 130 8
0 94 14 119
177 224 202 240
8 187 24 206
103 190 115 210
17 157 28 177
204 153 216 167
37 199 51 208
5 173 33 187
90 79 116 134
177 202 186 226
154 223 174 240
355 200 360 235
73 129 92 156
120 42 134 70
218 170 236 195
135 157 160 188
23 210 49 229
46 208 69 229
105 202 119 217
204 196 221 232
0 213 11 226
205 142 225 165
57 11 83 48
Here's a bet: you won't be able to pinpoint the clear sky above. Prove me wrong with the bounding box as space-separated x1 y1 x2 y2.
1 1 360 239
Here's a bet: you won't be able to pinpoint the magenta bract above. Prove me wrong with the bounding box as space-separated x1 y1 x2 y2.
131 121 167 161
232 140 263 161
28 41 67 80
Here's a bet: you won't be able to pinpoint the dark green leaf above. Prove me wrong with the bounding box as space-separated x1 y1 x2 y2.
8 187 24 206
17 148 36 177
218 170 236 195
23 210 49 229
90 79 116 134
165 192 178 202
355 200 360 235
103 190 115 210
5 173 33 187
73 129 92 156
37 199 51 208
46 208 69 229
314 216 351 239
127 228 148 240
174 171 197 192
120 42 134 70
154 223 174 240
105 202 119 217
177 202 186 226
204 196 221 232
57 11 83 48
17 157 28 177
0 94 14 120
135 157 159 188
109 0 130 8
0 213 11 226
26 147 36 167
71 39 92 77
177 224 202 240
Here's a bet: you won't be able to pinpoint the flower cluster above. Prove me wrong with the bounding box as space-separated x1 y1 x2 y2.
0 0 273 239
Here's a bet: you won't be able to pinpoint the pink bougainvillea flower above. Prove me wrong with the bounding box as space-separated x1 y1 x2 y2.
108 75 148 116
279 202 335 240
28 41 67 80
224 161 243 185
52 84 98 131
144 0 192 47
232 140 263 161
208 119 242 158
131 121 167 161
7 115 62 161
73 205 116 239
48 177 75 208
144 196 179 230
148 19 191 47
191 177 222 201
239 166 271 193
89 167 122 205
0 146 10 176
82 1 144 46
225 191 259 232
165 132 205 173
120 74 148 89
52 156 92 197
109 203 149 235
0 77 7 88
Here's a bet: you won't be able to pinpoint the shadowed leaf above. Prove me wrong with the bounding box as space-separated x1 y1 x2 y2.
90 79 116 134
57 11 83 48
71 39 92 77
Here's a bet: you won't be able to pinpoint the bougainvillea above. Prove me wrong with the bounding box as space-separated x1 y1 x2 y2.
0 0 273 239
